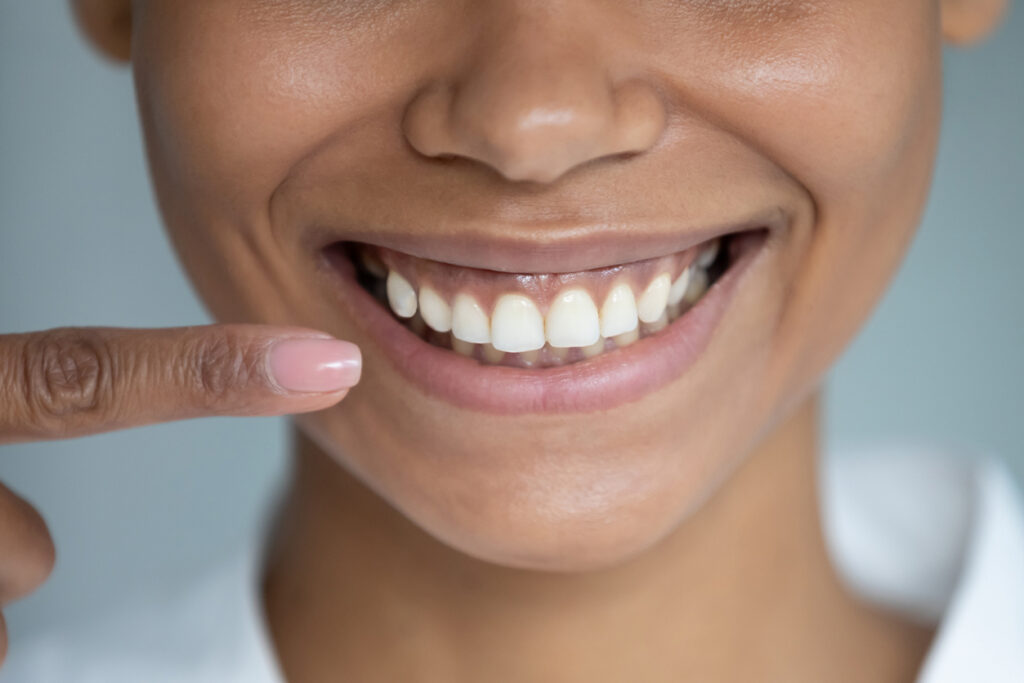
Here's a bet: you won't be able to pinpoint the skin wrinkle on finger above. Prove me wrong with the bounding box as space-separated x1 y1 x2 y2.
10 329 119 439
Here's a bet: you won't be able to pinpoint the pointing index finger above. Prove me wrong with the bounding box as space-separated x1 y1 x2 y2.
0 325 361 445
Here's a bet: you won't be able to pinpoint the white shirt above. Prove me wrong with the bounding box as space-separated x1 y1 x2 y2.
3 446 1023 682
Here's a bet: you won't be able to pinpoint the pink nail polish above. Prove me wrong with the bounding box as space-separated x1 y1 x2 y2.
268 338 362 393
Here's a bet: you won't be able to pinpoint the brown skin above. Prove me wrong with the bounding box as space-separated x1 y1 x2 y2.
0 324 358 664
0 0 1007 680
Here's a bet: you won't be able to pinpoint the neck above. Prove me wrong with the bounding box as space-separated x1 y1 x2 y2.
262 391 932 683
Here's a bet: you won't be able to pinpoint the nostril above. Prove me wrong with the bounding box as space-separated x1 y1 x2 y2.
402 56 668 184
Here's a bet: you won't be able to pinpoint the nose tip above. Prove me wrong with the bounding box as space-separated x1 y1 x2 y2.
403 66 667 185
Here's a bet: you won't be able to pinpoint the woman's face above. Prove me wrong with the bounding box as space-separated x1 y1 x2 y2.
123 0 953 570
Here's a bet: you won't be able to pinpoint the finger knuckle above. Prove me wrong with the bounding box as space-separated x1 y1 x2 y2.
188 331 266 406
22 329 115 433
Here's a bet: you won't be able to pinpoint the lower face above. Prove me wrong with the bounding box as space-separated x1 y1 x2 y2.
130 0 943 570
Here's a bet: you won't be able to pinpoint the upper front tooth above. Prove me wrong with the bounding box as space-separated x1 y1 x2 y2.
600 283 639 338
451 293 491 344
637 273 671 323
668 266 692 306
419 286 452 332
491 294 545 353
546 288 600 348
386 270 418 318
697 239 720 268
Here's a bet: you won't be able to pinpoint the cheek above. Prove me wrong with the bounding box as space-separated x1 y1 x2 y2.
134 10 347 210
131 3 382 321
706 3 944 207
706 5 944 394
629 2 945 435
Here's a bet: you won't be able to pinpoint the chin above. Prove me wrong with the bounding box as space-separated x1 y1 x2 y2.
445 520 678 574
407 485 691 574
306 412 719 574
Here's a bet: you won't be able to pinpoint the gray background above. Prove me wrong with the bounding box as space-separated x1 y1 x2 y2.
1 1 1021 642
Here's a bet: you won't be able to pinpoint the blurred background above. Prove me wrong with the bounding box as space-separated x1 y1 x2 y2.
1 1 1021 644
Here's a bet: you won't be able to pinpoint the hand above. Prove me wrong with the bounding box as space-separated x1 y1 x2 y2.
0 324 361 665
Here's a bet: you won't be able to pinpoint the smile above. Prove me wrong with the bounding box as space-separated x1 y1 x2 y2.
319 223 773 414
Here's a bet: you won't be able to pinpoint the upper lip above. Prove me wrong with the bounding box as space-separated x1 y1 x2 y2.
312 205 785 274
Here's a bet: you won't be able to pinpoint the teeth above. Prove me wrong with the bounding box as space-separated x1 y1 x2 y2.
386 271 418 318
491 294 546 353
418 286 452 332
684 268 709 304
697 239 720 268
482 343 506 364
599 283 639 338
452 338 476 357
549 346 570 363
668 266 692 306
546 288 601 348
613 328 640 348
581 338 606 358
519 349 540 366
451 293 491 344
360 251 388 278
637 273 671 323
642 311 669 334
383 236 727 367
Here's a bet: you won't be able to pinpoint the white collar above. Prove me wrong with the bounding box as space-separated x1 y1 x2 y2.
822 444 1024 682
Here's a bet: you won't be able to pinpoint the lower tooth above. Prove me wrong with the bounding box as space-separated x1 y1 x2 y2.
641 312 668 334
482 344 506 364
549 346 570 363
519 349 540 366
614 328 640 348
581 338 606 358
452 338 476 357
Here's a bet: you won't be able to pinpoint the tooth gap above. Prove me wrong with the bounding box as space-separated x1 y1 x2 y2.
705 232 735 284
348 243 388 303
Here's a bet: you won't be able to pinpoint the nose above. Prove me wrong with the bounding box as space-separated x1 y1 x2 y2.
402 7 667 185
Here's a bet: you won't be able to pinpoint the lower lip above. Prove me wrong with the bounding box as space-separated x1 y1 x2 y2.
322 235 766 415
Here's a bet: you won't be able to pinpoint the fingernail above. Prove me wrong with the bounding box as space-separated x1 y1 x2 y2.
268 338 362 393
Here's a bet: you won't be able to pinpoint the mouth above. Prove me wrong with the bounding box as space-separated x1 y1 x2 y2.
319 224 771 414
